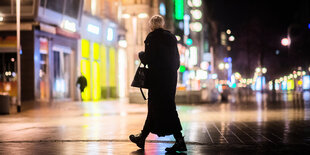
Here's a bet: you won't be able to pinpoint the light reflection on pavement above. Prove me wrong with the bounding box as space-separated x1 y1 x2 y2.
0 91 310 154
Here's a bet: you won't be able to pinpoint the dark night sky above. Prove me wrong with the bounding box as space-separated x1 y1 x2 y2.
204 0 309 79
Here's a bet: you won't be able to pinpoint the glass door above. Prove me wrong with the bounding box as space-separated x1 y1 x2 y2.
52 45 71 99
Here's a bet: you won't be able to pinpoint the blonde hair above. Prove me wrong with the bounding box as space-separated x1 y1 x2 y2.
149 15 165 31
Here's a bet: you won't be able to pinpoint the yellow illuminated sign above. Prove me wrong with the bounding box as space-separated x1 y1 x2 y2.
109 47 116 87
101 45 107 87
92 61 101 100
93 43 100 60
82 39 90 58
287 79 294 90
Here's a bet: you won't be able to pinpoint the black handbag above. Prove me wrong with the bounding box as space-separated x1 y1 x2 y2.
131 63 149 100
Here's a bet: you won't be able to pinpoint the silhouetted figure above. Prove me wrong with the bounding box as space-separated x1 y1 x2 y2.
129 15 186 153
76 74 87 101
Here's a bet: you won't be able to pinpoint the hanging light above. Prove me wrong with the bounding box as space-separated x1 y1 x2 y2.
190 9 202 20
189 22 202 32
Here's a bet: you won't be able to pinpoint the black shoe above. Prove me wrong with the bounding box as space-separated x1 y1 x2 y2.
165 137 187 152
129 133 146 149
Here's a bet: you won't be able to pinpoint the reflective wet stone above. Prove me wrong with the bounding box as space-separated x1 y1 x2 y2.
0 91 310 154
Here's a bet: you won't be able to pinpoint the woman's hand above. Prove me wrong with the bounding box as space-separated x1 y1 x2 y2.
139 51 146 64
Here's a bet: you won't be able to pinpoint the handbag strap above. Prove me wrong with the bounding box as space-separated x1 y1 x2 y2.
139 62 147 100
140 88 147 100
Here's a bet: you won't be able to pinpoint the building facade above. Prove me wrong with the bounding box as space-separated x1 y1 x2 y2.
121 0 158 98
0 0 83 103
80 0 126 100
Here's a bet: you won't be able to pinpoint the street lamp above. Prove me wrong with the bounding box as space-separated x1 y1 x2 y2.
281 38 290 46
218 63 224 70
228 35 235 42
224 63 229 69
262 67 267 74
226 29 231 35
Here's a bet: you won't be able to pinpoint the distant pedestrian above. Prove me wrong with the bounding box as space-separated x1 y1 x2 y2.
76 74 87 101
129 15 186 153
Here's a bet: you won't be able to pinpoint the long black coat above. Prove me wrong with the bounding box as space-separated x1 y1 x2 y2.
139 28 182 136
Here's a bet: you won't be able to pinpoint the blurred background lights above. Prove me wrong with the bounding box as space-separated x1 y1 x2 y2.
228 35 235 41
0 16 3 22
118 40 127 48
186 38 193 45
226 29 231 34
262 67 267 74
187 0 193 7
190 9 202 20
281 38 290 46
200 61 209 70
189 46 198 66
159 3 166 16
175 35 181 41
179 65 186 72
190 22 202 32
192 0 202 7
219 63 224 70
224 63 229 69
107 28 114 41
121 14 130 19
138 13 148 18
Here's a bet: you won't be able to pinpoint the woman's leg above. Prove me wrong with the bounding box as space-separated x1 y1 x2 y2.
141 115 151 139
165 131 187 152
173 131 183 140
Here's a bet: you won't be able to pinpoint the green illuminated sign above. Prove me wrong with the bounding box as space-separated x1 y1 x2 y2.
179 65 186 73
175 0 184 20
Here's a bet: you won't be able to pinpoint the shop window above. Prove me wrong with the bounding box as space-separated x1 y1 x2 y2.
0 53 17 97
65 0 81 19
0 0 11 14
0 0 34 15
92 61 100 100
46 0 64 13
109 47 116 98
92 43 101 100
100 45 108 98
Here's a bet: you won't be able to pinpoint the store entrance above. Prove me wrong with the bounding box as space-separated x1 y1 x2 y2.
38 38 50 101
52 45 71 99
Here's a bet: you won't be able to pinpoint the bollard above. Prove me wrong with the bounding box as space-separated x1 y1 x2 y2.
0 95 11 114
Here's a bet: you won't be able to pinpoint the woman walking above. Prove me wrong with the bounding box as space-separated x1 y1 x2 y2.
129 15 186 153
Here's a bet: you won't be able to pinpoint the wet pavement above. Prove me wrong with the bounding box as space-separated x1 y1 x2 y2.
0 91 310 154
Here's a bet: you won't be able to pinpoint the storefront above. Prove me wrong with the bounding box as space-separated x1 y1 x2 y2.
79 13 119 101
0 0 83 103
0 37 18 101
35 31 78 101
